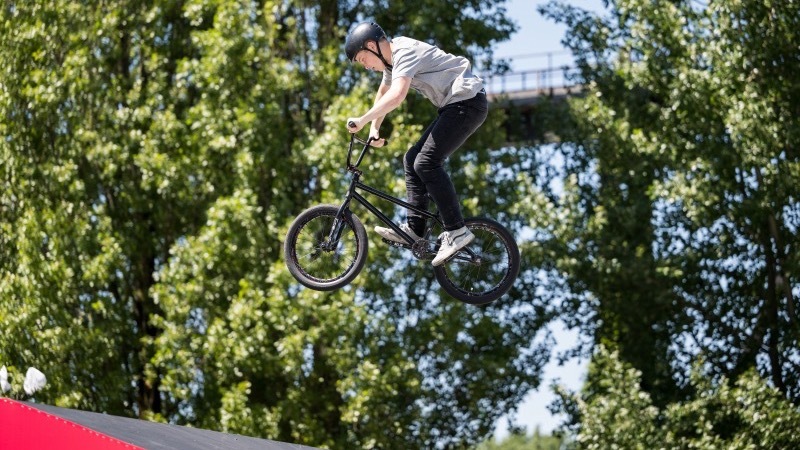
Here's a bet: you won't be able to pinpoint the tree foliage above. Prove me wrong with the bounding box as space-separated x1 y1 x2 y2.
475 429 565 450
1 1 545 449
557 347 800 450
536 0 800 409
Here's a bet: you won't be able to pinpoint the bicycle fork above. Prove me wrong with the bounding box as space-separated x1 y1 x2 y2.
319 169 369 252
320 196 355 251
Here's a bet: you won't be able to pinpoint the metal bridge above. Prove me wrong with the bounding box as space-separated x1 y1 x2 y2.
485 66 582 103
481 52 583 142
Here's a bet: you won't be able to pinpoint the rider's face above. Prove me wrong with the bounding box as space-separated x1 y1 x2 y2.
354 43 385 72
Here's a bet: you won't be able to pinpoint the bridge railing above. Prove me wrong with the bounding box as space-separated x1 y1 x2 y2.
482 66 581 95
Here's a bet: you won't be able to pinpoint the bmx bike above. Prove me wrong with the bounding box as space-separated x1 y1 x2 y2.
283 132 520 305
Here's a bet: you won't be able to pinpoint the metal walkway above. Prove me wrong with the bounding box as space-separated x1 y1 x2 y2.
480 52 583 142
482 52 583 106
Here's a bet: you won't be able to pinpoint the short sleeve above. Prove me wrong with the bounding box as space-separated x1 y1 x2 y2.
391 48 418 79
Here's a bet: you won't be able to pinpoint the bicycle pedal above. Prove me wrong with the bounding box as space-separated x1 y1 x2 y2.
381 238 411 249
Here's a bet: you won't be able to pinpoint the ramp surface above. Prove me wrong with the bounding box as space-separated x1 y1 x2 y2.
2 399 317 450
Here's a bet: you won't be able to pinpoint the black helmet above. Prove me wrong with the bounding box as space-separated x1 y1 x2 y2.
345 22 388 62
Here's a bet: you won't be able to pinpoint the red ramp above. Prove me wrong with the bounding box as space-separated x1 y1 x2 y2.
0 398 318 450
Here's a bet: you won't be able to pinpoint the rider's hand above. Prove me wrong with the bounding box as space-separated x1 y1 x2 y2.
346 117 364 133
369 129 386 148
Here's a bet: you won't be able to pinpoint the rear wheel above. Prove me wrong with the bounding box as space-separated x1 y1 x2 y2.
284 204 368 291
433 217 520 305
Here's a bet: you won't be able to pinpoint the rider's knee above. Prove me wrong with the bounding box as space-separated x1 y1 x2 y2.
403 150 417 171
413 156 442 180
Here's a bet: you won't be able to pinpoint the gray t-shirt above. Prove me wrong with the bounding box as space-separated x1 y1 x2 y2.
382 37 484 108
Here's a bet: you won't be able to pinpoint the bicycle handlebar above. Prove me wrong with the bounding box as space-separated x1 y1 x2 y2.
347 130 384 170
348 128 377 146
346 119 391 170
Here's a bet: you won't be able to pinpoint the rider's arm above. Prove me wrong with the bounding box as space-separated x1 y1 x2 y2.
357 76 411 126
369 82 392 137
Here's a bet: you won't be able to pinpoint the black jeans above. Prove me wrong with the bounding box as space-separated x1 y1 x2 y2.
404 91 488 233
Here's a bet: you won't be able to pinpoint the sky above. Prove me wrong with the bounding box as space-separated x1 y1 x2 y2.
491 0 607 68
489 0 606 440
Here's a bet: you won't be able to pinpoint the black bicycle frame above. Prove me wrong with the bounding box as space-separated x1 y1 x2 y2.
328 134 443 247
348 176 441 244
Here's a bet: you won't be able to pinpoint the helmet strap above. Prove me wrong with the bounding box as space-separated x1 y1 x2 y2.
364 41 393 70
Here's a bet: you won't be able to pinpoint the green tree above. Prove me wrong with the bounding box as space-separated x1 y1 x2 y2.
475 429 565 450
556 346 800 449
1 1 547 448
536 0 800 407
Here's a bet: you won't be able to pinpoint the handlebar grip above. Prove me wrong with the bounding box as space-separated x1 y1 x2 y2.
348 121 357 129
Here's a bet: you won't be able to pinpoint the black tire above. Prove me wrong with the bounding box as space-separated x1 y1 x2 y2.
433 217 520 305
284 204 368 291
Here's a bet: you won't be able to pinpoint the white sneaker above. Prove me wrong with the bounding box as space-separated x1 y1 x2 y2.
432 227 475 266
375 223 423 245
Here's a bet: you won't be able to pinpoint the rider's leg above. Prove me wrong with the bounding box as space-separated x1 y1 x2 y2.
413 94 488 265
403 121 436 237
411 95 488 231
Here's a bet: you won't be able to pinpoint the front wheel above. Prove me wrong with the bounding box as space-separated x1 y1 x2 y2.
284 204 368 291
433 217 520 305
